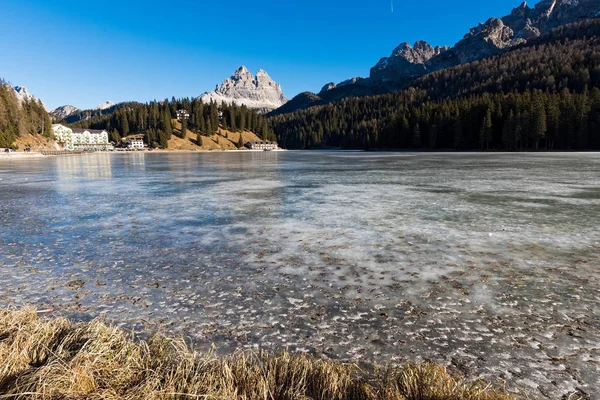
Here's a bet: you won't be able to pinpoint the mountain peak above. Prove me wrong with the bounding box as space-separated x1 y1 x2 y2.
96 101 115 110
232 66 252 79
414 40 433 50
51 105 80 120
199 67 288 112
11 85 49 111
14 86 29 95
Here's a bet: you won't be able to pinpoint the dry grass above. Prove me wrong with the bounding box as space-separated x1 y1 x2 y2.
0 308 516 400
168 120 261 151
12 134 59 151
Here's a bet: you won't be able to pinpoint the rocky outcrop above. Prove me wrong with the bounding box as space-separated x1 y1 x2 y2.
51 105 80 120
370 41 449 84
200 66 288 112
451 18 525 66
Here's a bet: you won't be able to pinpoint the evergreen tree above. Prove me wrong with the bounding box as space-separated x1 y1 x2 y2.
531 97 547 149
119 112 130 137
179 118 188 139
161 108 173 139
110 130 121 143
479 107 492 150
412 122 421 148
210 102 219 134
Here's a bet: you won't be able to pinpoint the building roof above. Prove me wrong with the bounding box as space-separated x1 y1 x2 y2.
123 134 145 140
71 128 107 134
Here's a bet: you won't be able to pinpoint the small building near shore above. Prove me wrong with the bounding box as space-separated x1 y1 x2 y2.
245 141 279 151
125 137 145 149
52 124 113 151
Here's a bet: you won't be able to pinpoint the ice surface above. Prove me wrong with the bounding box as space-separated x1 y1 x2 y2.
0 151 599 398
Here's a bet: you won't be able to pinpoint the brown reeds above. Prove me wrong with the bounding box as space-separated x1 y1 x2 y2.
0 308 516 399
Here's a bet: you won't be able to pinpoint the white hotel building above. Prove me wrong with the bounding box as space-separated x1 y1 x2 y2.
52 124 114 151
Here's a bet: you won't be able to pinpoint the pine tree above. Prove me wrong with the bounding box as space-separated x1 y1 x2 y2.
179 118 188 139
502 110 515 150
161 108 173 139
479 107 492 150
110 130 121 143
531 98 547 149
119 112 130 137
210 102 219 134
412 122 421 148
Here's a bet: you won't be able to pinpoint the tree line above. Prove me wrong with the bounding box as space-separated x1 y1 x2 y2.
270 18 600 150
70 98 275 149
0 81 51 148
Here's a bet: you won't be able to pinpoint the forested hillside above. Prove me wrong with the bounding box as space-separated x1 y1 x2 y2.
69 98 275 149
270 19 600 150
0 80 51 148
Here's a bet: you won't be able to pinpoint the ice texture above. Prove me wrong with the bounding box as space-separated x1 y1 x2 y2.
0 151 599 399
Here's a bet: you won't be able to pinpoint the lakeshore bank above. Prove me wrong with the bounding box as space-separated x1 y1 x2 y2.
0 308 514 400
0 151 45 160
0 149 287 160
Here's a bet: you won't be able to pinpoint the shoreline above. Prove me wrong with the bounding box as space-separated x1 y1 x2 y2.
0 307 515 400
0 152 46 160
0 148 287 160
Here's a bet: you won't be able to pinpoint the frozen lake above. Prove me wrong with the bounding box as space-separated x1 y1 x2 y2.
1 151 599 398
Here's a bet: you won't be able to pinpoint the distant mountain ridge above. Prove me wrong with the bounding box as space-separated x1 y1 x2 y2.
200 66 288 112
270 18 600 151
273 0 600 115
51 101 115 121
369 0 600 85
50 105 80 120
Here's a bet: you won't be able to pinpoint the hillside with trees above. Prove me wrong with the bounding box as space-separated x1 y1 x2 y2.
67 98 275 149
0 80 51 148
270 19 600 151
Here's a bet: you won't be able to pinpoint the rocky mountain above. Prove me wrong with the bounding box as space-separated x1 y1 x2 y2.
96 101 115 110
200 66 288 112
370 41 450 83
51 105 80 120
275 0 600 115
12 86 48 111
372 0 600 84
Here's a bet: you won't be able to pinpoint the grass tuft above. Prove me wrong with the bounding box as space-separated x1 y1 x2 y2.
0 308 516 399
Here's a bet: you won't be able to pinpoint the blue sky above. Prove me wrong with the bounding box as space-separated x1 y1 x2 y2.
1 0 526 110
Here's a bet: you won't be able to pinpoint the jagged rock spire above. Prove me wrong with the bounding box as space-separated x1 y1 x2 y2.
199 67 288 112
